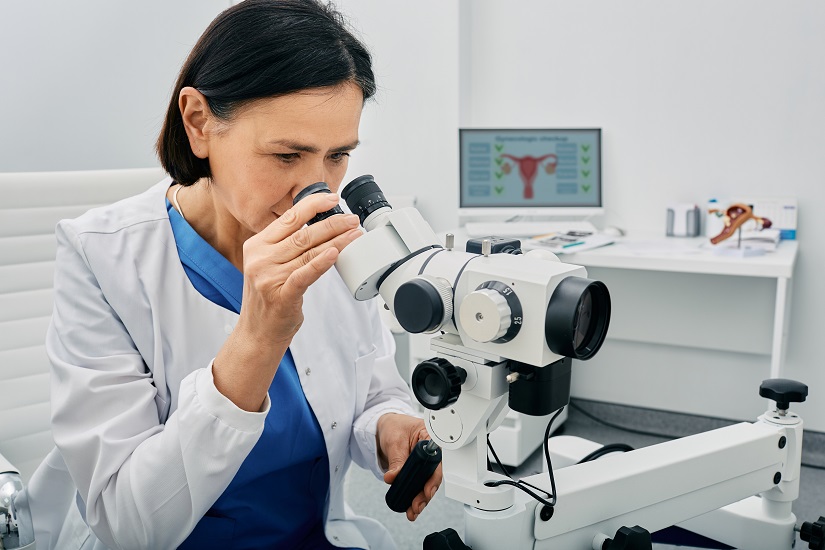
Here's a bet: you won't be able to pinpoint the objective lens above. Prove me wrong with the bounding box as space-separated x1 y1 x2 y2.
293 182 344 225
573 289 593 350
545 277 610 360
341 174 391 226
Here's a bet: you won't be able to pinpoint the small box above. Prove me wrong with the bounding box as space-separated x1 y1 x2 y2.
667 204 701 237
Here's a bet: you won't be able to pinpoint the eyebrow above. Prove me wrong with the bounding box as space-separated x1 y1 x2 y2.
267 139 360 154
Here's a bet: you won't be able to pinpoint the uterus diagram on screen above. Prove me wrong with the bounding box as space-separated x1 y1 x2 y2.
490 143 595 200
499 153 559 199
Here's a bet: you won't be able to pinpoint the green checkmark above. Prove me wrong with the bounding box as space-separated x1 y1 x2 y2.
494 186 504 194
582 170 590 178
495 171 503 179
582 156 590 164
582 184 591 193
495 157 503 166
495 144 504 152
581 144 590 152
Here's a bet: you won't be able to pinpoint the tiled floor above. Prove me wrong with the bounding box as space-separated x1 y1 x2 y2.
345 399 825 549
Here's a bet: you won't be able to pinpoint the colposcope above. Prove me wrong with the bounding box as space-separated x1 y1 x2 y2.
299 176 822 550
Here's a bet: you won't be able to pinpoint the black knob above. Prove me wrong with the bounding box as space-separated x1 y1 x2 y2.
394 279 444 333
759 379 808 411
604 526 652 550
800 516 825 549
412 358 466 410
423 528 471 550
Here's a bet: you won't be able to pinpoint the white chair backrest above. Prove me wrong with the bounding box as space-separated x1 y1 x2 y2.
0 167 166 481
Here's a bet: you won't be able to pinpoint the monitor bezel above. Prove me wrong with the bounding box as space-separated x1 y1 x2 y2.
458 127 603 218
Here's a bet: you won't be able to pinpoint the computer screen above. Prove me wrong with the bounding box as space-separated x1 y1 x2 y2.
459 128 602 217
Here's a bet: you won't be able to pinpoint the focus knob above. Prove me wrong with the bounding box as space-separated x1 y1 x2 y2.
394 276 453 334
460 289 510 342
412 358 466 410
459 282 522 343
800 516 825 550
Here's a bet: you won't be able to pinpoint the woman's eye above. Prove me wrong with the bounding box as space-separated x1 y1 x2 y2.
330 152 351 162
275 153 299 162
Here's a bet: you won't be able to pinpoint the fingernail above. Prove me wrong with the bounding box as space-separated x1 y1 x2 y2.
346 214 359 226
327 193 340 202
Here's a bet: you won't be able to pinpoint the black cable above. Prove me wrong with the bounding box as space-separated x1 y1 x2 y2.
486 435 512 478
569 400 825 471
577 443 635 464
541 406 566 507
484 406 566 509
486 434 555 507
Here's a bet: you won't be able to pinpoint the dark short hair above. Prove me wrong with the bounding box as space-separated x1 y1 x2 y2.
156 0 376 185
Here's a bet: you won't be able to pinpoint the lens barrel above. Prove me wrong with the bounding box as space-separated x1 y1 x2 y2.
341 174 391 225
545 277 611 360
293 182 344 225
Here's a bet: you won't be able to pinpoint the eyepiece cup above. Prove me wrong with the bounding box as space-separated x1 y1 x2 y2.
341 174 391 225
293 181 344 225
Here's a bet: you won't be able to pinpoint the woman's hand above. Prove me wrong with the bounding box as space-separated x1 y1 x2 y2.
238 192 361 347
214 193 361 411
377 413 443 521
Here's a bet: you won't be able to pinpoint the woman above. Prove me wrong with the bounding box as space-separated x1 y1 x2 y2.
33 1 441 548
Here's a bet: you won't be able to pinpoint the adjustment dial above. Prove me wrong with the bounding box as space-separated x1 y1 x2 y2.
459 281 523 343
412 357 467 410
394 275 453 334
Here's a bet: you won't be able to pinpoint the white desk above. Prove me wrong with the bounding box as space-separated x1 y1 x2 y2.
560 235 798 380
447 230 799 379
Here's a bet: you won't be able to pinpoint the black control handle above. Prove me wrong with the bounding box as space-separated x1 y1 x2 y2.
385 440 442 513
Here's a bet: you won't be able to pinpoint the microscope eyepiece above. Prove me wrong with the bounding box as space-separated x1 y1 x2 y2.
292 181 344 225
341 174 391 226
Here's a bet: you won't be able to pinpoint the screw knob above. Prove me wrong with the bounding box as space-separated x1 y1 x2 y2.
411 358 466 410
800 516 825 549
759 379 808 411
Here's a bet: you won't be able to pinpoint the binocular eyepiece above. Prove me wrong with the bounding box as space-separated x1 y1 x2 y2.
293 175 391 227
292 182 344 225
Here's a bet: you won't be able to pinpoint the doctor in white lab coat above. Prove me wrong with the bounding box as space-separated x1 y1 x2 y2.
22 1 441 548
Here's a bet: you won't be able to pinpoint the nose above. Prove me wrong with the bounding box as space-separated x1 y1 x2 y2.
290 161 336 203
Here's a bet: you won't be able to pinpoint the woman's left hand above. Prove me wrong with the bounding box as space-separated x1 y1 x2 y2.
376 413 443 521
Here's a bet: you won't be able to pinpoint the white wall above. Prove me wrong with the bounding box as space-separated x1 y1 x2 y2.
336 1 461 233
0 1 229 172
463 1 825 429
0 0 460 235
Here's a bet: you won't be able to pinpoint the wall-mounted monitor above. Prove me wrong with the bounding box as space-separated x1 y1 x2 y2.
459 128 602 220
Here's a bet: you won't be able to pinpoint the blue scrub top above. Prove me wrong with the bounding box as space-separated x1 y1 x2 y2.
166 200 354 550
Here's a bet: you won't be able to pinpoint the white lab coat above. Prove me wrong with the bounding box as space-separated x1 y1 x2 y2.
24 178 416 550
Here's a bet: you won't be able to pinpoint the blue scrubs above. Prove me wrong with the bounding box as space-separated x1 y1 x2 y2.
167 200 356 550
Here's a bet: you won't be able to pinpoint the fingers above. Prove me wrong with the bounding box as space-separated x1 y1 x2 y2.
279 246 340 300
268 212 360 267
406 464 443 522
262 192 348 244
376 414 442 521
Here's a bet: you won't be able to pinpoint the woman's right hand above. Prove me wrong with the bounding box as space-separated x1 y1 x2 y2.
213 192 362 411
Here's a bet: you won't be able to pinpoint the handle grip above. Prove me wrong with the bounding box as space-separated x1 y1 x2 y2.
385 440 442 513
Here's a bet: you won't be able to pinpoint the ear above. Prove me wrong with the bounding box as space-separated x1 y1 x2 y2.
179 87 212 159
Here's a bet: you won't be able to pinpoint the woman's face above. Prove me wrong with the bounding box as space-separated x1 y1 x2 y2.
202 82 364 235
